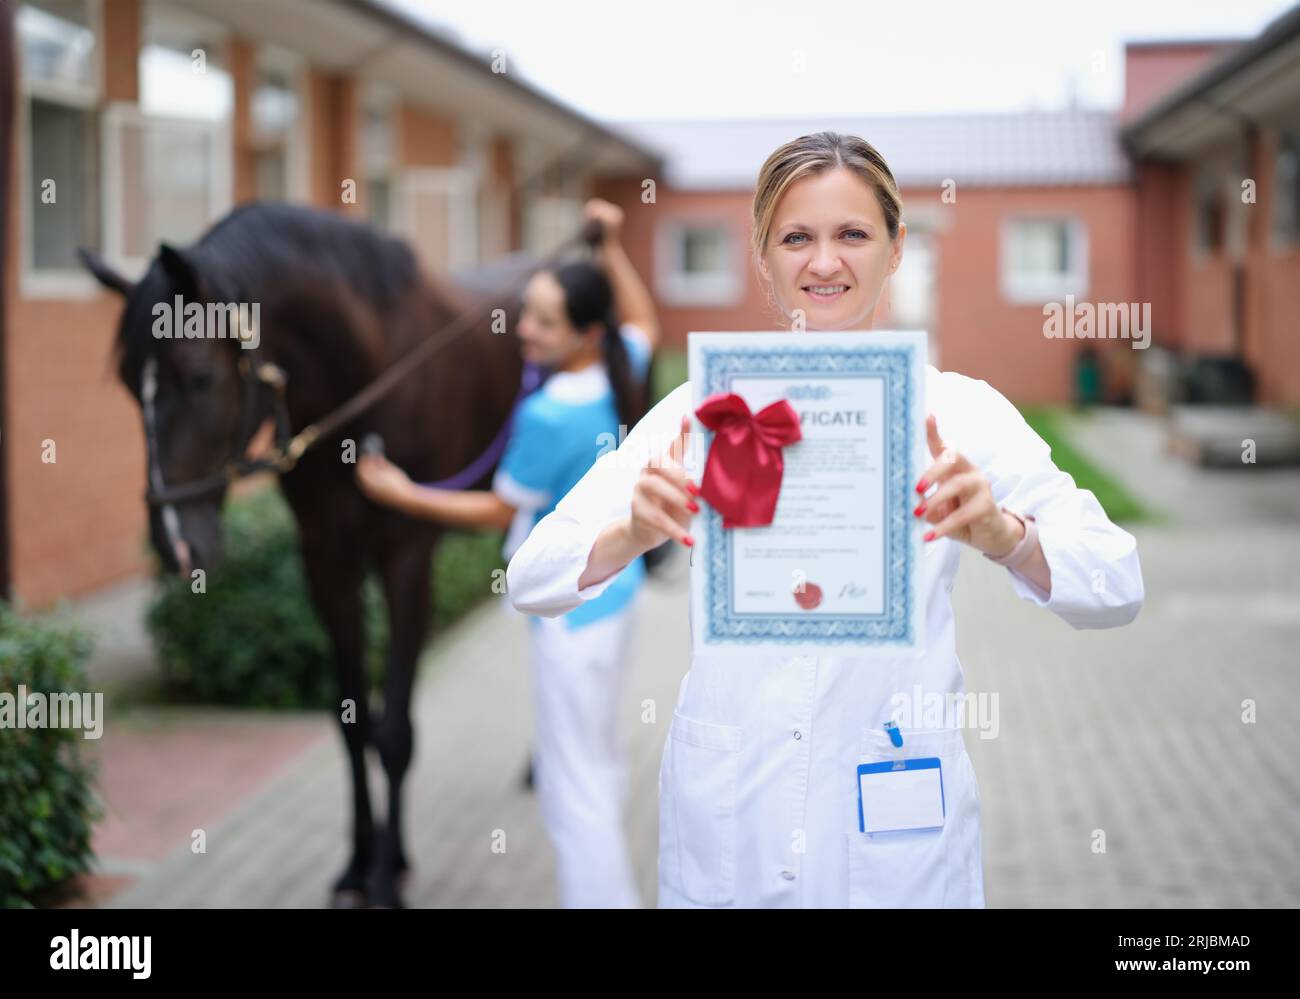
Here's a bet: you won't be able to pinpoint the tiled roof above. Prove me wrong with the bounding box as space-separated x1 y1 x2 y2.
622 110 1131 190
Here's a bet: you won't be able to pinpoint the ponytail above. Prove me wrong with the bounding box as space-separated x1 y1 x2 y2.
549 261 648 435
601 311 648 435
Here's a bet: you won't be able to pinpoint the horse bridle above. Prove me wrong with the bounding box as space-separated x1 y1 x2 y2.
140 219 602 525
140 313 295 509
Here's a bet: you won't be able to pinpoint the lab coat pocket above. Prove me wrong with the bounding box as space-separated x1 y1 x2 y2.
661 710 742 906
845 726 968 908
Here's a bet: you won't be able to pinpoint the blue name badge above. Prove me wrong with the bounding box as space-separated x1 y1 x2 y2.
857 758 946 834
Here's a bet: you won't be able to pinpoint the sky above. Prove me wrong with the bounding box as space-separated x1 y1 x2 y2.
385 0 1296 121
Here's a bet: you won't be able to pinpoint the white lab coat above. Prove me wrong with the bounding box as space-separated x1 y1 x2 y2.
506 365 1145 908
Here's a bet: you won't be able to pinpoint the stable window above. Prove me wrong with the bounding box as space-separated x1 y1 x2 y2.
251 47 307 202
361 84 396 231
1000 217 1088 304
656 221 740 307
18 0 102 292
523 193 583 258
101 2 231 276
1272 129 1300 246
1195 178 1225 254
395 167 479 273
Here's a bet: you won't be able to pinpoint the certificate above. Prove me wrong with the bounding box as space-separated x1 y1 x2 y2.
687 330 927 657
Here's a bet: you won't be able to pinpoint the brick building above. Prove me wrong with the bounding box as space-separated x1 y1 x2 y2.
2 0 661 606
3 1 1298 608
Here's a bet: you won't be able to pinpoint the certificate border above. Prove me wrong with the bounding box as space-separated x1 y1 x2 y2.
698 341 918 647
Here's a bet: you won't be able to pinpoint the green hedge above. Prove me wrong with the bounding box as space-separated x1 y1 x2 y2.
146 486 505 710
0 602 99 909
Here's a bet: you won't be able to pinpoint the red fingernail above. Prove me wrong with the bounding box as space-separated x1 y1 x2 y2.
916 480 929 494
913 503 926 517
687 501 700 513
683 535 694 547
685 482 701 496
923 531 936 542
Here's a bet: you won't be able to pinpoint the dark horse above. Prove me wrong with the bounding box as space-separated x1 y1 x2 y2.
81 202 526 907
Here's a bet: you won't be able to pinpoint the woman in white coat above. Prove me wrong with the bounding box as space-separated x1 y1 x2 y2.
505 132 1144 908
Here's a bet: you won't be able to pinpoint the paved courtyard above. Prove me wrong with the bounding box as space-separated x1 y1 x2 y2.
76 407 1300 907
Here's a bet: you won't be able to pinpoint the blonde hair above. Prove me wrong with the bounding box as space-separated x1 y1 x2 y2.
751 131 903 265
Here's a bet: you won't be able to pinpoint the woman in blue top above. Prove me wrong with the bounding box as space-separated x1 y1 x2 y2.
356 199 660 907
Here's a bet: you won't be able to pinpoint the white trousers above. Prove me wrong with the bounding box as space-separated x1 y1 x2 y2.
528 599 641 908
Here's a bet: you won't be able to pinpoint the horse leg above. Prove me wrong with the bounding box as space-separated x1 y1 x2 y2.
369 532 435 908
300 539 374 907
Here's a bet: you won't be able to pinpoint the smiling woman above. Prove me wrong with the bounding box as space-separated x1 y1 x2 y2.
753 137 905 329
506 130 1145 910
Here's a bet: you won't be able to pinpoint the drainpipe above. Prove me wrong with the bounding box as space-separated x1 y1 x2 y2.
0 0 16 602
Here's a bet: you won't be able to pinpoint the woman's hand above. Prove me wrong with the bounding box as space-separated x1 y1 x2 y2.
628 413 700 551
584 197 624 245
356 453 414 509
915 414 1023 557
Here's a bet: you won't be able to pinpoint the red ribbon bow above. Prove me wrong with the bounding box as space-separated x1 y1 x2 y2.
694 392 803 528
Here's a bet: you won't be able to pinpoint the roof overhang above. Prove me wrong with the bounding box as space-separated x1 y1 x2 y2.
165 0 664 177
1121 6 1300 161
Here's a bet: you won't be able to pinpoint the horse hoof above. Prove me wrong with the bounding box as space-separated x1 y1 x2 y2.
332 888 369 909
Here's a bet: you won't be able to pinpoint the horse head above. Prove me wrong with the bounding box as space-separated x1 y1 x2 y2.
80 243 268 580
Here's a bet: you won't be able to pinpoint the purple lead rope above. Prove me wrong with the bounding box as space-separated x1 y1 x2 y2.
417 362 546 490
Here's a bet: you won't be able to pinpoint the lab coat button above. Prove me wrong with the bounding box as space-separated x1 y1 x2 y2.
793 730 802 740
781 870 796 881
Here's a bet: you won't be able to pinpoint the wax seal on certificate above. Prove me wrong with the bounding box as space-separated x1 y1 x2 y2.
793 580 823 610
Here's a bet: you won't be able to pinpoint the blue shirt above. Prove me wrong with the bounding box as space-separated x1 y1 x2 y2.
493 323 652 628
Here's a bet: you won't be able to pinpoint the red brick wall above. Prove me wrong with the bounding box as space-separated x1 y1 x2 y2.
1244 128 1300 405
930 185 1138 404
1182 256 1235 354
307 69 359 213
3 0 151 607
1253 249 1300 404
1121 42 1237 123
2 291 149 606
595 177 1138 405
1133 161 1188 349
591 180 783 343
397 104 457 168
4 0 149 603
102 0 140 103
227 36 255 205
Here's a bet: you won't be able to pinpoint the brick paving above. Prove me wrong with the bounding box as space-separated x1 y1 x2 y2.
74 407 1300 907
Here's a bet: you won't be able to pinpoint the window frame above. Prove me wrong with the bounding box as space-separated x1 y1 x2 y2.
394 165 480 273
359 81 398 231
251 44 310 203
655 218 742 308
998 215 1089 306
1270 127 1300 250
100 100 232 281
17 0 104 299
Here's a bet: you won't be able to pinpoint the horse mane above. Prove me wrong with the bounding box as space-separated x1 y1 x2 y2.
113 202 433 392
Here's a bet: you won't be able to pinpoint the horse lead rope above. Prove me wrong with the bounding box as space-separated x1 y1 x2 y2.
272 219 603 472
143 219 602 510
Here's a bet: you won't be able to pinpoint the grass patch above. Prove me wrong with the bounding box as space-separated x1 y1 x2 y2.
1019 407 1154 523
650 348 687 404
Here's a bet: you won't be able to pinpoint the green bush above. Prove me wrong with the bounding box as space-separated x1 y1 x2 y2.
0 602 99 909
146 486 504 709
